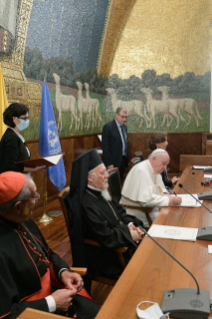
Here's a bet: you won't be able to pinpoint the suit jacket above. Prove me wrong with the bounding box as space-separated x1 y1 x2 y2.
102 120 129 168
0 128 30 173
161 169 173 188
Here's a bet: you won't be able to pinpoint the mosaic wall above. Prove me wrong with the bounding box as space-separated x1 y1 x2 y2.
0 0 211 140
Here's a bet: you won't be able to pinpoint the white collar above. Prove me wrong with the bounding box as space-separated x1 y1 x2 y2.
147 159 156 175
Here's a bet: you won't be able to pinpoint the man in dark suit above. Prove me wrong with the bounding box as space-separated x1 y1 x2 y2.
102 107 129 182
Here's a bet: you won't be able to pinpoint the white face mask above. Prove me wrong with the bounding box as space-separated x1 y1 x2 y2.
15 118 30 131
136 301 169 319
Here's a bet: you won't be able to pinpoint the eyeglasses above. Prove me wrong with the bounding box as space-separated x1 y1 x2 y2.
119 115 128 119
17 116 29 121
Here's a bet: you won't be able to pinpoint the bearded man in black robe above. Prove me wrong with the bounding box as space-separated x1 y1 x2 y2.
0 171 99 319
68 149 144 280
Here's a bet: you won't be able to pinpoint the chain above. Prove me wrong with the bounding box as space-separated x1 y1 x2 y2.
86 189 123 225
0 219 47 260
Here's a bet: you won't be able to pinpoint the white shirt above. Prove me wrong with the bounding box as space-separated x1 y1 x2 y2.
120 159 169 208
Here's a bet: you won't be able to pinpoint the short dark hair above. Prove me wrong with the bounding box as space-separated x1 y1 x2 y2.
148 132 167 150
116 107 127 115
3 103 29 128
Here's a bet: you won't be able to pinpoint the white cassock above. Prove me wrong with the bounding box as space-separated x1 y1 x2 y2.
120 159 169 227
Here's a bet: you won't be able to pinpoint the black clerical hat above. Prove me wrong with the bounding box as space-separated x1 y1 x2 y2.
70 149 102 201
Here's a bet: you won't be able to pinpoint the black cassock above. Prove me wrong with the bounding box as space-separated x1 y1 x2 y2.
0 216 99 319
82 188 143 279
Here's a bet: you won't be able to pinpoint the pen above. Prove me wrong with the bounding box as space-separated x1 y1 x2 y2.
174 192 177 196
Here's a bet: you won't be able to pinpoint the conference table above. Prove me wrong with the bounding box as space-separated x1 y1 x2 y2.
95 166 212 319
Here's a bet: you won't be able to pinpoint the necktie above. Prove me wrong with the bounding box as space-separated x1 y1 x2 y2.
121 126 127 155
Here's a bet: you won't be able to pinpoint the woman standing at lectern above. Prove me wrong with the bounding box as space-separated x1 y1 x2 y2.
0 103 44 174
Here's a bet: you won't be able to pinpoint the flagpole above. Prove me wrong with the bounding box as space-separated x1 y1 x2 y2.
37 168 53 223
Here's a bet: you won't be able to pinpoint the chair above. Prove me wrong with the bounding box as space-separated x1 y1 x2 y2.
134 151 144 162
129 156 141 170
107 168 153 226
107 167 122 202
131 157 141 166
58 186 128 288
121 203 152 226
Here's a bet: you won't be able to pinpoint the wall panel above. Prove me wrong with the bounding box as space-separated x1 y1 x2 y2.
27 132 207 210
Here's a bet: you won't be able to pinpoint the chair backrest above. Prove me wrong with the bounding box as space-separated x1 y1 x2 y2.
131 156 141 166
58 186 87 268
135 151 143 161
58 186 71 238
107 167 122 202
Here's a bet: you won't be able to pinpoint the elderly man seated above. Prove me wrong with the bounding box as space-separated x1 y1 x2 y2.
0 171 99 319
120 149 182 228
68 149 144 280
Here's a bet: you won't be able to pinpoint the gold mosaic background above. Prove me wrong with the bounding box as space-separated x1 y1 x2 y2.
107 0 212 79
1 0 42 120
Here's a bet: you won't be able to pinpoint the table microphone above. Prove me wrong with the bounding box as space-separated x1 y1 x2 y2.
203 143 212 172
141 226 210 318
179 183 212 241
179 170 211 188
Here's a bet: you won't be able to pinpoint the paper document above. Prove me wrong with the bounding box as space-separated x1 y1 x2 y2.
16 153 64 168
97 134 102 142
148 224 198 241
43 154 63 165
208 245 212 254
170 194 201 207
204 174 212 179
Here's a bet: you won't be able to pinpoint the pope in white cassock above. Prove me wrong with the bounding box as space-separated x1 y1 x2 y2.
120 149 182 227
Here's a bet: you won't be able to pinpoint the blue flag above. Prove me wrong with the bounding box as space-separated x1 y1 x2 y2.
39 80 66 191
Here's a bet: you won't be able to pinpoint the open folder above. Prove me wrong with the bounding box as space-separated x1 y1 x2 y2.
16 153 64 168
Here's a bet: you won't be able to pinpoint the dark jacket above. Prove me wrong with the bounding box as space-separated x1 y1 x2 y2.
0 217 68 319
102 120 129 168
81 188 142 279
0 128 30 173
161 169 173 188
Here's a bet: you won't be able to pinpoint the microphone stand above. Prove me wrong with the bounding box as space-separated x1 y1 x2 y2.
203 143 212 172
140 227 210 319
37 168 53 223
180 170 212 200
140 227 210 318
179 183 212 241
179 170 212 188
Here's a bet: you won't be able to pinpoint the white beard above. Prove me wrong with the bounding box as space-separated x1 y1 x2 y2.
101 188 112 201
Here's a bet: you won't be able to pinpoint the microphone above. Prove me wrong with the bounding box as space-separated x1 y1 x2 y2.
179 170 212 188
179 183 212 240
141 226 210 318
203 143 212 172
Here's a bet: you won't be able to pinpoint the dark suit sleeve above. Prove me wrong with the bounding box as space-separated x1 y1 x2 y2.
1 133 25 172
111 200 143 227
161 170 172 188
82 202 137 250
102 123 113 167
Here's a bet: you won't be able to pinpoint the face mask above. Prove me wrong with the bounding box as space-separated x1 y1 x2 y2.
136 301 169 319
16 118 30 131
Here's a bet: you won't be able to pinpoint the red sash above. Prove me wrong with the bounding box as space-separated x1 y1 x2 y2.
25 268 52 301
24 262 93 302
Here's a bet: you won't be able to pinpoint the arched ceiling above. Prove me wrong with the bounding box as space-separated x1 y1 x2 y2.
99 0 212 79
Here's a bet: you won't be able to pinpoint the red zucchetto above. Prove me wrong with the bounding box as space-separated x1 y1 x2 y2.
0 172 25 204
